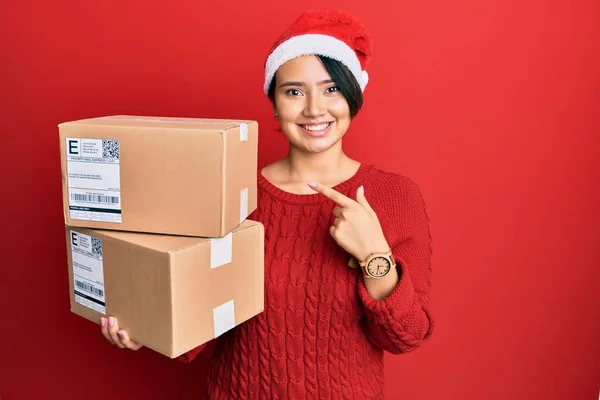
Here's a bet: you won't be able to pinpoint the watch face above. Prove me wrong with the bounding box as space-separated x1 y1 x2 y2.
366 256 392 278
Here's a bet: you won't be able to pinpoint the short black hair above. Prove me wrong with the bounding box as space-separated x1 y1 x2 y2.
267 55 364 118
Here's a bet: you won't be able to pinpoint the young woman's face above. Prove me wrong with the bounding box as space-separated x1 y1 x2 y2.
273 55 351 154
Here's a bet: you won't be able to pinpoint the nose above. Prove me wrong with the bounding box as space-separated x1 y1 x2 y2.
303 91 325 118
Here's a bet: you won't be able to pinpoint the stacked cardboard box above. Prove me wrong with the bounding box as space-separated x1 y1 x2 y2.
58 115 264 358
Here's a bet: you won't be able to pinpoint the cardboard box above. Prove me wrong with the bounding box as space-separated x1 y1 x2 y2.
66 219 265 358
58 115 258 237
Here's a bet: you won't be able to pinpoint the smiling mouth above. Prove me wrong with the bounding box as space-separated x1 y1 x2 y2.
299 122 332 131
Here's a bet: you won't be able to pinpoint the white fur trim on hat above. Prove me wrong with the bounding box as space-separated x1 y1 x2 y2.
264 33 368 94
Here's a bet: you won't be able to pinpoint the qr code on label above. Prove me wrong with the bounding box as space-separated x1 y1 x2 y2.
91 237 103 257
102 139 120 159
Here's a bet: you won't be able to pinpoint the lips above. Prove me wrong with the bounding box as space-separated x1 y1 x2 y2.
297 121 333 138
300 122 331 131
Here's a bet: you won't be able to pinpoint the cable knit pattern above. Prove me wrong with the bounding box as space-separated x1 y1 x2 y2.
177 163 434 400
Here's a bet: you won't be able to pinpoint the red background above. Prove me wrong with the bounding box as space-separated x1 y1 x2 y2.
1 0 599 399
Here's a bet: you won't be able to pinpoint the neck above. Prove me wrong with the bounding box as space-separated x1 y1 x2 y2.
284 141 354 182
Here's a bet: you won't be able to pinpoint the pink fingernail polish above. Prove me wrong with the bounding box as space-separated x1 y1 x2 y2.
117 332 124 340
308 182 317 188
100 317 106 327
108 317 114 327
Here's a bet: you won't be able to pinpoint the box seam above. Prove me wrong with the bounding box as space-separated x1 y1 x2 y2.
59 118 249 131
219 130 226 236
168 251 176 358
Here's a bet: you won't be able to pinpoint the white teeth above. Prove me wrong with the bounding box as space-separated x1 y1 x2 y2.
302 123 330 131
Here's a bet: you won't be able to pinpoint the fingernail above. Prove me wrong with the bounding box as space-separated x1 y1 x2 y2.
308 182 317 188
108 317 114 327
359 185 364 195
100 317 106 327
117 331 124 340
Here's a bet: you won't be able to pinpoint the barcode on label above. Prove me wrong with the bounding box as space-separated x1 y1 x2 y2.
71 194 119 204
75 280 104 297
91 237 102 257
102 139 120 159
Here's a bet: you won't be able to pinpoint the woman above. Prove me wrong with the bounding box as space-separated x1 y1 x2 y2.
101 9 434 399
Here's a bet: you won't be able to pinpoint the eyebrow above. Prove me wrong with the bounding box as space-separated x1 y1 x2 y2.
278 79 335 88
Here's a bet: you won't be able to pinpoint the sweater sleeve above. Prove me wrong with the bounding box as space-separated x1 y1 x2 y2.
357 176 435 354
174 340 214 363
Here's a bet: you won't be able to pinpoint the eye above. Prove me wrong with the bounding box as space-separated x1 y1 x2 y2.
326 86 340 93
285 89 303 96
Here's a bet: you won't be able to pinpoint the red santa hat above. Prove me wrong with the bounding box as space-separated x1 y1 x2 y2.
263 9 372 95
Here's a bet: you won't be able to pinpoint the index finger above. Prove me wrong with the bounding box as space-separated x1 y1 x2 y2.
308 182 353 206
